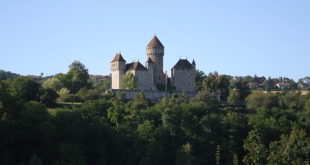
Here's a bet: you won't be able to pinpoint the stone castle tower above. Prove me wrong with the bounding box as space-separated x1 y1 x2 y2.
111 53 126 89
111 36 196 92
146 36 164 84
171 59 196 92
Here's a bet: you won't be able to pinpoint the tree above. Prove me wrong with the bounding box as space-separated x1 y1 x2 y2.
246 91 278 110
193 90 219 109
217 75 230 101
268 128 310 164
54 143 87 165
28 154 42 165
263 77 274 91
76 88 100 102
66 61 90 93
278 91 304 111
202 73 230 101
58 88 71 102
229 78 250 103
93 78 111 91
55 73 70 90
42 77 62 92
202 72 218 92
122 72 136 90
0 81 10 118
7 77 40 101
243 128 268 165
195 70 206 91
40 88 59 107
227 89 242 106
0 70 20 80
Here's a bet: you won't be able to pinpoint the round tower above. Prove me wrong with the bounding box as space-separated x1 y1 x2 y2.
111 53 126 89
146 36 164 84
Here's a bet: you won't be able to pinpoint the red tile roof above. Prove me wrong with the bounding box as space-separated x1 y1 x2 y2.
111 53 126 62
172 59 193 69
126 62 148 71
147 36 164 48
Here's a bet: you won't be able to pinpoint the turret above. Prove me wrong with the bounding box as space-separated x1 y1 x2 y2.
146 36 164 84
192 59 196 70
111 53 126 89
145 57 156 90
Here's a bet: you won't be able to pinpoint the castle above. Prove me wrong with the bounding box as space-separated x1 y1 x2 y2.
111 36 196 92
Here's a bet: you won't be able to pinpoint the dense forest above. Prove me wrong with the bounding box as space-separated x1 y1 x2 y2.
0 61 309 165
0 70 20 80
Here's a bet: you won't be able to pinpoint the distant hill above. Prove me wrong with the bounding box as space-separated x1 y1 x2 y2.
0 70 20 80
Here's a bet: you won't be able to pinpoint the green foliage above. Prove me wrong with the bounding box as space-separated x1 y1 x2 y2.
54 143 87 165
246 91 278 110
122 72 136 90
195 70 206 91
0 70 20 80
28 154 42 165
229 78 250 103
193 90 219 109
40 88 59 107
263 77 274 91
55 73 70 90
268 128 310 164
228 89 242 105
202 73 230 101
279 91 305 111
243 128 268 165
305 97 310 111
1 75 310 165
93 78 111 91
175 143 193 165
66 61 90 93
76 88 100 102
7 76 40 101
57 88 71 102
42 77 62 92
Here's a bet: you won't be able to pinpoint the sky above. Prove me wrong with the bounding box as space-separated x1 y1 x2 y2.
0 0 309 80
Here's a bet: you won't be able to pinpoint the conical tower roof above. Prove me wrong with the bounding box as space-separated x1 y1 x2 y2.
111 53 126 62
147 36 164 48
192 59 196 65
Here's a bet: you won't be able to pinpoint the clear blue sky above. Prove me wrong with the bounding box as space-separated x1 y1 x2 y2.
0 0 309 80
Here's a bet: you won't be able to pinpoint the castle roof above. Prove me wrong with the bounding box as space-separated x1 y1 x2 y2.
146 57 154 63
126 62 148 71
192 60 196 65
111 53 126 63
147 36 164 48
172 59 193 69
